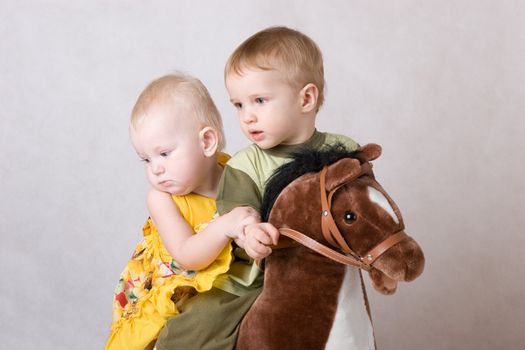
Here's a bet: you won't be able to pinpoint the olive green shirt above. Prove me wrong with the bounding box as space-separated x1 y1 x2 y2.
214 130 359 296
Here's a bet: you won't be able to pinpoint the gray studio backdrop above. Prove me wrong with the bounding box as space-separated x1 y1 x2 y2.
1 1 523 349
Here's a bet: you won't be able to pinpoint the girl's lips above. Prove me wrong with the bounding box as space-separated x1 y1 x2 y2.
159 180 172 187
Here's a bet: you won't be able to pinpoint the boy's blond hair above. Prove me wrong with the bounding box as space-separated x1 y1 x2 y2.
131 73 226 151
225 26 325 110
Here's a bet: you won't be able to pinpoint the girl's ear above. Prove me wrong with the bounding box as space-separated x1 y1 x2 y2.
199 126 219 157
299 83 319 113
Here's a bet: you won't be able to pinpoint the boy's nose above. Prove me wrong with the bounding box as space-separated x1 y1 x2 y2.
241 109 256 124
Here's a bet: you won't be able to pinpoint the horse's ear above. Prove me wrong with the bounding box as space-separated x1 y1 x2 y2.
324 158 362 191
354 143 382 162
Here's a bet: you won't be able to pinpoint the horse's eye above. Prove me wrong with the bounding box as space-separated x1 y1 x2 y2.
344 211 357 224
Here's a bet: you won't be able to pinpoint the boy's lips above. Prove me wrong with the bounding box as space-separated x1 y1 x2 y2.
159 180 172 187
249 130 264 141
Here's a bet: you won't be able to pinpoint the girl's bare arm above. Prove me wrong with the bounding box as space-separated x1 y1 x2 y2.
147 188 259 270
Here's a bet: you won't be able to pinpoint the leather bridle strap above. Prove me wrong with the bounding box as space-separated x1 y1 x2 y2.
278 228 408 271
278 227 370 270
320 167 352 252
270 161 408 270
319 163 373 255
360 231 408 266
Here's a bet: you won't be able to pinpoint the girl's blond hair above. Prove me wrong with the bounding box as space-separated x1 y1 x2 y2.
131 73 225 151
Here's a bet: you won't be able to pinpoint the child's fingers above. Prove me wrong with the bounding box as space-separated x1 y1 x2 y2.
253 227 275 246
246 207 261 219
245 228 273 259
240 206 260 220
245 240 272 259
251 245 272 259
242 215 260 227
259 223 280 245
236 230 246 244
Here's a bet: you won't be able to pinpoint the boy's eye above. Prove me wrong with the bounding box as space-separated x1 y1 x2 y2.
140 158 150 163
233 102 242 109
160 151 171 157
255 97 266 104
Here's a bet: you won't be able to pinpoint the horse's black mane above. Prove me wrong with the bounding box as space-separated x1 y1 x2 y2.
261 143 360 221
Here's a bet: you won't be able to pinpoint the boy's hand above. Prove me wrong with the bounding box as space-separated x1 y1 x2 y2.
243 222 280 259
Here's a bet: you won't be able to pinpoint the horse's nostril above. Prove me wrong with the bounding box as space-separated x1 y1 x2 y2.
404 257 425 281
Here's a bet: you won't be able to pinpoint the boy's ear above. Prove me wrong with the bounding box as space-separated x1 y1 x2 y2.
199 126 219 157
300 83 319 113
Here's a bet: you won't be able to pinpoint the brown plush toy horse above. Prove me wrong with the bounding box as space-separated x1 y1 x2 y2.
236 144 425 350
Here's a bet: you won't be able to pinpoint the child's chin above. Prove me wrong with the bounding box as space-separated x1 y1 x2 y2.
156 185 187 196
254 140 278 149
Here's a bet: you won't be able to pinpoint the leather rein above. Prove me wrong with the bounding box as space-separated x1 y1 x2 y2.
276 162 407 271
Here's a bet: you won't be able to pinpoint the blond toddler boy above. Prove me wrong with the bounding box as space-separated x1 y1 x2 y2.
156 26 370 350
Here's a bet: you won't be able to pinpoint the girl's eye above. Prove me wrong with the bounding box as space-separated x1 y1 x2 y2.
140 158 150 163
344 211 357 224
160 151 170 157
233 102 242 109
255 97 265 104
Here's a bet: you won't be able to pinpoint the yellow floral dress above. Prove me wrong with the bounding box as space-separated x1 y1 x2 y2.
105 155 232 350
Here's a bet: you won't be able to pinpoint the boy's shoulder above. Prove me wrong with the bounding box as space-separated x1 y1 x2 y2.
226 144 261 171
322 132 359 151
224 144 286 188
229 143 261 160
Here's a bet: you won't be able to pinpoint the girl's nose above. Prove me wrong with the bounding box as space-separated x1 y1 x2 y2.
151 161 165 175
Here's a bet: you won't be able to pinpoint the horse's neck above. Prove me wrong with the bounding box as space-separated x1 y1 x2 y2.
264 247 346 298
250 248 349 347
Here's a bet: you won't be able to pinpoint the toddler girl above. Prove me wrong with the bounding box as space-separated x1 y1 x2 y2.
105 74 258 350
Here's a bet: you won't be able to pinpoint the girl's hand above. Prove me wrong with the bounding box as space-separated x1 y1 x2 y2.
224 206 261 240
